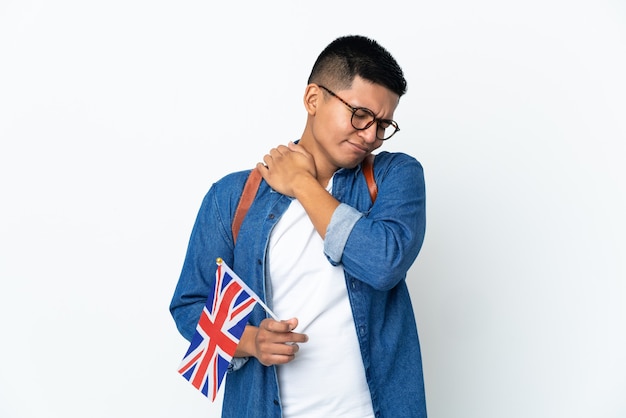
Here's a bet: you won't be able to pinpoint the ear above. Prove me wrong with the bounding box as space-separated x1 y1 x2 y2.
303 84 321 116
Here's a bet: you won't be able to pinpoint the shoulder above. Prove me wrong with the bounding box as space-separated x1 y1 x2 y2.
198 169 256 215
213 169 255 190
372 151 424 176
206 169 258 200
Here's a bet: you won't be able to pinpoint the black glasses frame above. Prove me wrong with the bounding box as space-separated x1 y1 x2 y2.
318 85 400 140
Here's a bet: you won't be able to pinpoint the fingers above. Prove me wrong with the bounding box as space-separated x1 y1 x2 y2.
287 141 309 156
262 153 272 167
274 144 290 153
257 143 317 196
270 145 289 158
259 318 308 342
262 144 296 164
254 318 308 366
264 317 297 332
259 146 283 171
260 143 313 167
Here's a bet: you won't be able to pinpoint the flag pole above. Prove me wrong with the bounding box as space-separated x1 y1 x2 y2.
216 258 279 321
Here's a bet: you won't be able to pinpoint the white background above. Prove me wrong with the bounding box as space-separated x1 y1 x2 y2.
1 1 625 417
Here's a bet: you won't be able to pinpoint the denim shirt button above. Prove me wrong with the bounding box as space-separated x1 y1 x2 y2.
359 325 366 336
351 279 356 289
273 399 279 406
257 259 262 265
268 213 275 219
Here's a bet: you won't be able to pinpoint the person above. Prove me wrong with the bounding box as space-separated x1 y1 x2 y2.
170 34 427 418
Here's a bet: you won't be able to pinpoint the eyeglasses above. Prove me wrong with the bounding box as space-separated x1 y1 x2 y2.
318 85 400 140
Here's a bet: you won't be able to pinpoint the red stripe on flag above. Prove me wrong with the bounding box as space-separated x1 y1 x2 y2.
189 281 243 389
230 297 256 320
178 350 203 375
212 352 219 400
191 338 218 390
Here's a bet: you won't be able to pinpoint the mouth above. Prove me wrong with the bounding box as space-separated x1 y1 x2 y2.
346 141 370 154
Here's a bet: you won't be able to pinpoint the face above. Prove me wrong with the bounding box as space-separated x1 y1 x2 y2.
303 76 400 172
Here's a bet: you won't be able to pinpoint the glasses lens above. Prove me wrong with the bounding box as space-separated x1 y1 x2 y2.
377 120 398 140
351 108 375 130
350 106 399 140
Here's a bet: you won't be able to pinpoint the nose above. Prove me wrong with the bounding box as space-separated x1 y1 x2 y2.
356 123 379 144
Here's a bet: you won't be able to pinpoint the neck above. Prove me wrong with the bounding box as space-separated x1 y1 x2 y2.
297 134 338 188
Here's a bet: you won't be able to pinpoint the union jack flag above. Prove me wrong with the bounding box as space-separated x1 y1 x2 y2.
178 259 260 401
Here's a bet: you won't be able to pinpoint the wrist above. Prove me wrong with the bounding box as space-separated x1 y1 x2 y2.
235 325 259 358
292 172 322 200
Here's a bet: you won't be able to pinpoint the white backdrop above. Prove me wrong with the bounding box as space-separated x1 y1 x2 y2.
1 1 625 417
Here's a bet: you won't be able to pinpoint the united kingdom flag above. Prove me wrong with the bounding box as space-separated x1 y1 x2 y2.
178 259 260 401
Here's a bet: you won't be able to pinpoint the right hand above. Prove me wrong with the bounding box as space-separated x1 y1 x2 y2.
252 318 308 366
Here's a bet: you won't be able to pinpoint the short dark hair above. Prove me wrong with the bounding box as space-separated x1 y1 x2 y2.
307 35 407 97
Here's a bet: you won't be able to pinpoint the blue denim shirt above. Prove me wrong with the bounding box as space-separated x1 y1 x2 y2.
170 151 427 418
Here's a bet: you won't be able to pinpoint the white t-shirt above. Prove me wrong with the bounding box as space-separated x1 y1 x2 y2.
267 179 375 418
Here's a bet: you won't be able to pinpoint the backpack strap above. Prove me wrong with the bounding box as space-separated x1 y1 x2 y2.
232 168 262 244
232 154 377 244
362 153 377 203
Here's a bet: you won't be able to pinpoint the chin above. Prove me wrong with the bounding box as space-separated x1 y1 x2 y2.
336 156 364 170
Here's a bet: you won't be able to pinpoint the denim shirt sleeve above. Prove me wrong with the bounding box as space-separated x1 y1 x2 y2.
324 153 426 291
168 168 261 343
169 186 234 342
325 203 363 263
170 170 276 374
228 357 249 372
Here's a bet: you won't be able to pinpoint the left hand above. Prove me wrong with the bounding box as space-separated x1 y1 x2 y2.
256 142 316 197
